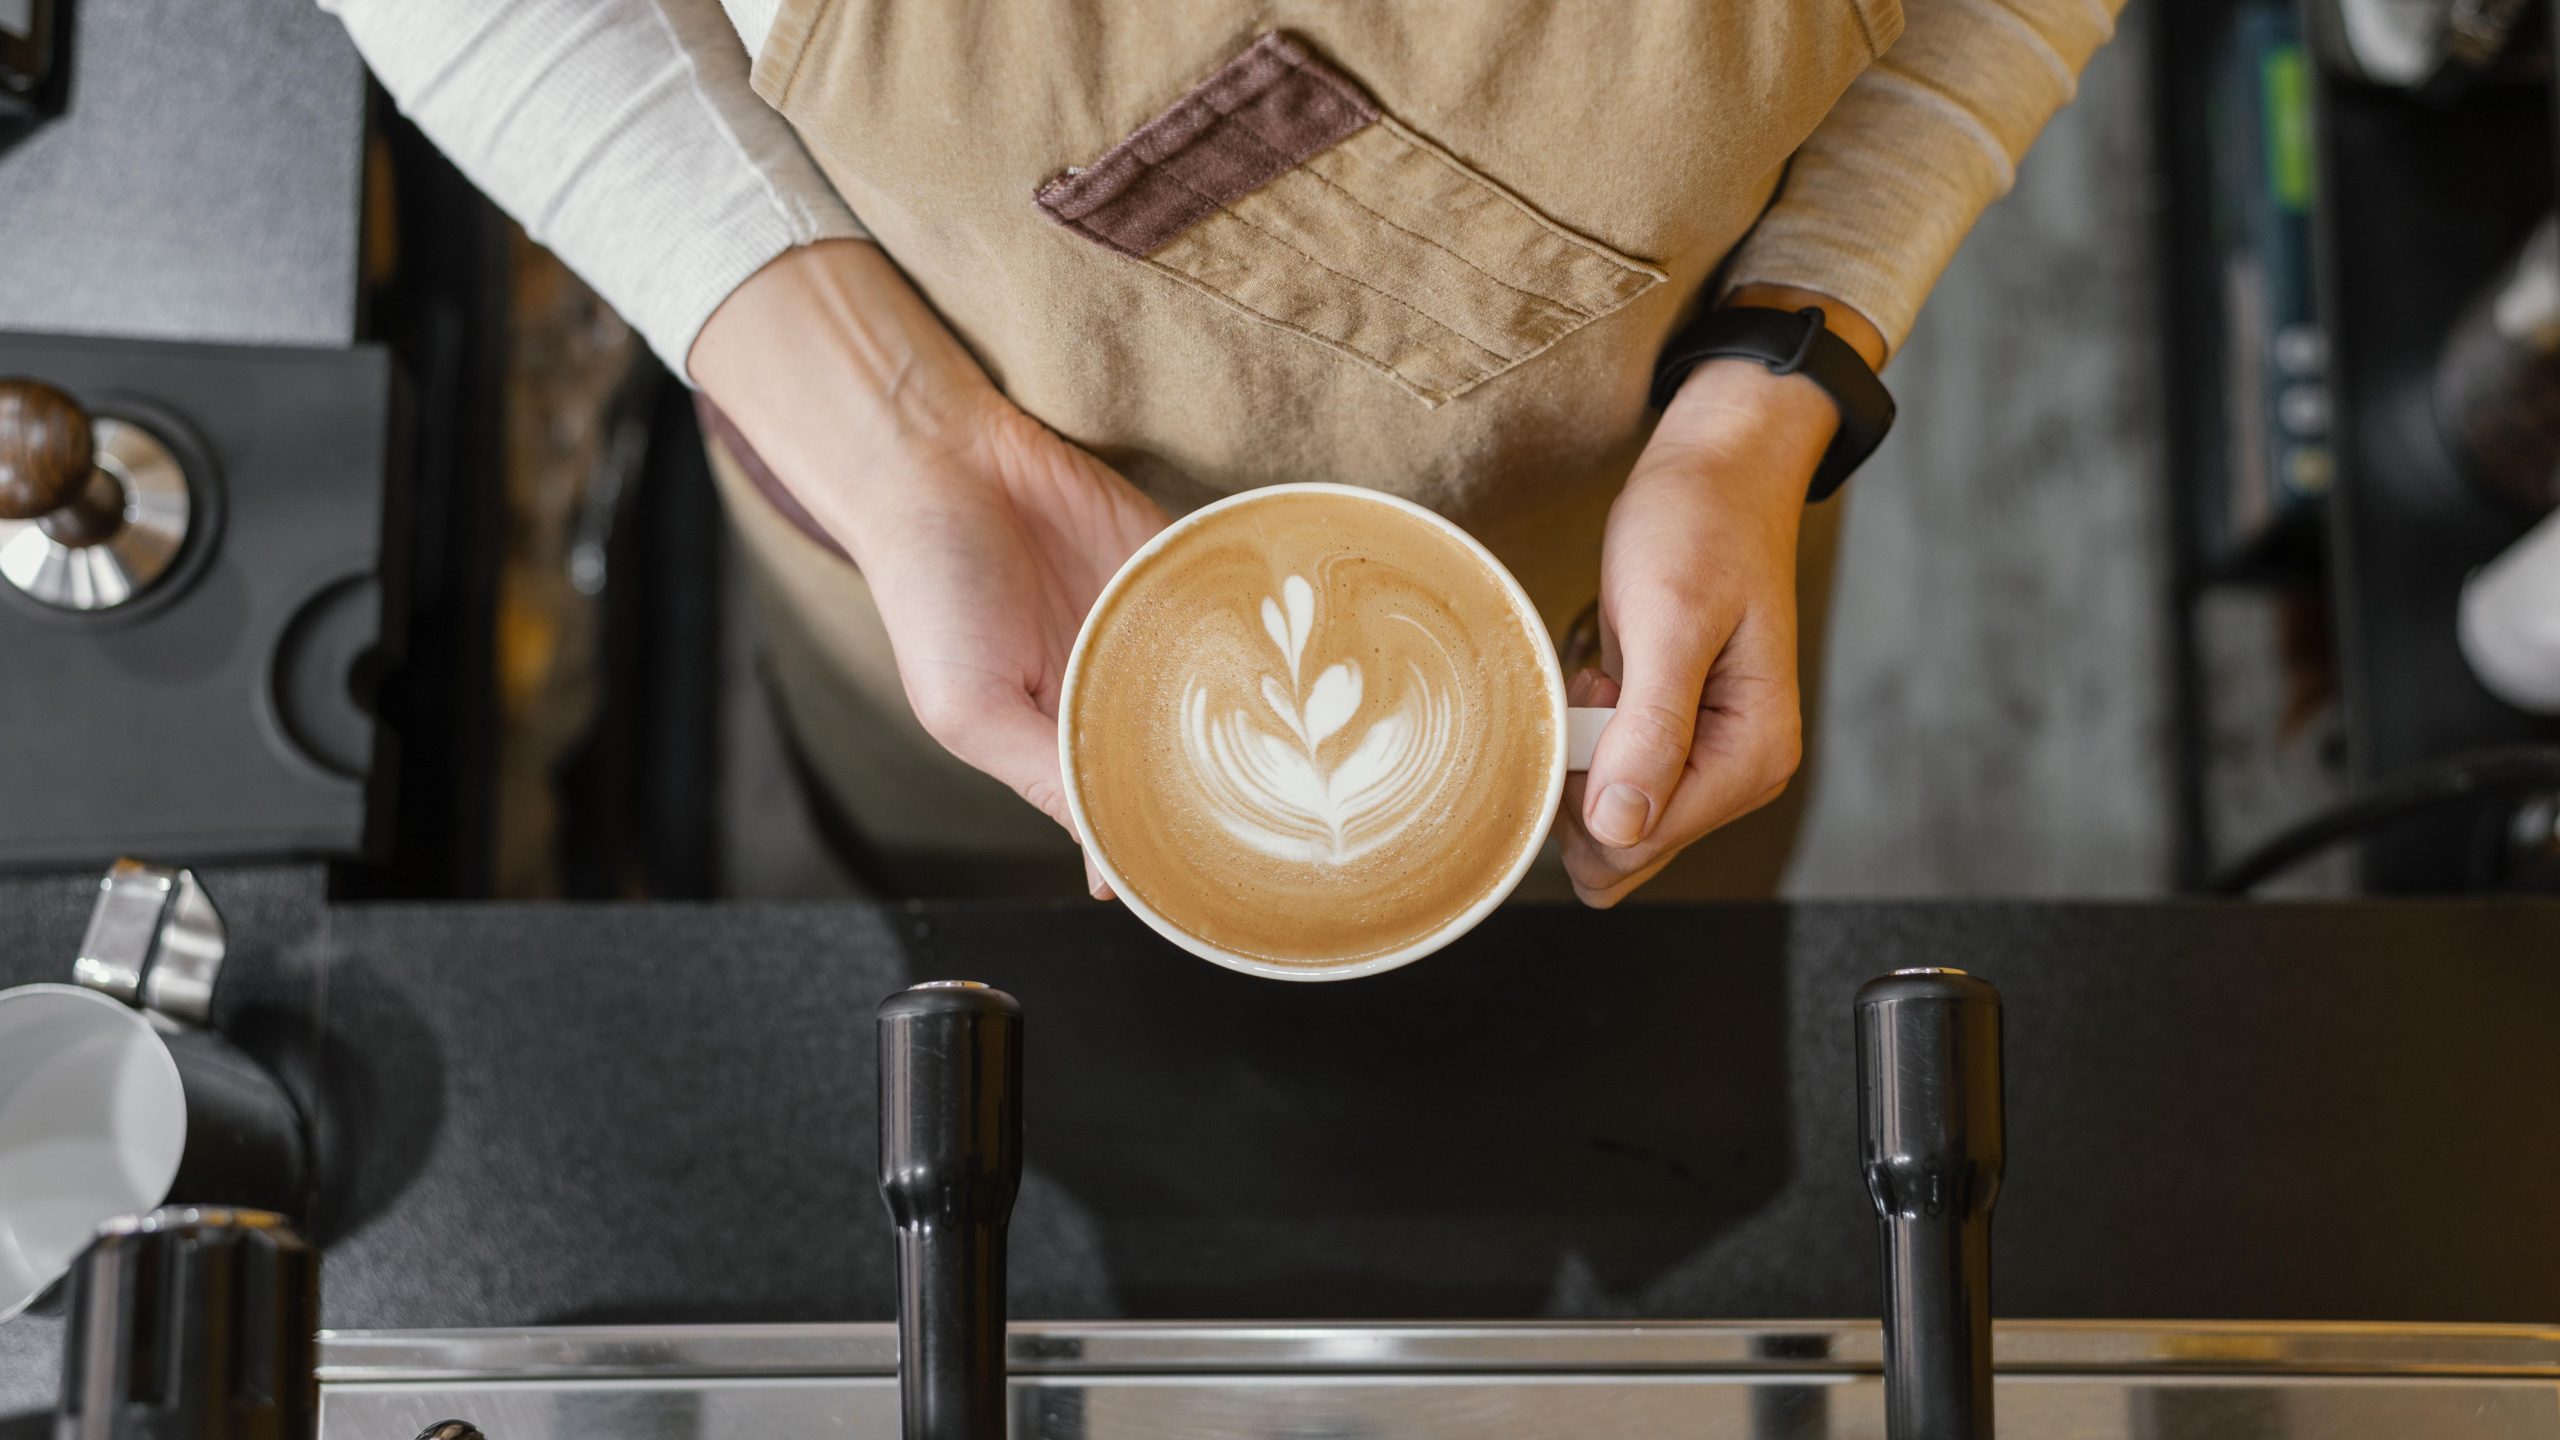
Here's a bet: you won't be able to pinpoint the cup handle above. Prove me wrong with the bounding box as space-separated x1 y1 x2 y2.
1567 707 1613 773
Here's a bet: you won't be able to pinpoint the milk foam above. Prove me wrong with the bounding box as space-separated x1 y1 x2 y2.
1067 488 1556 968
1178 574 1463 864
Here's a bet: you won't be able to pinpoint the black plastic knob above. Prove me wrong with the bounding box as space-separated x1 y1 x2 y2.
1856 968 2004 1440
55 1208 317 1440
877 982 1023 1440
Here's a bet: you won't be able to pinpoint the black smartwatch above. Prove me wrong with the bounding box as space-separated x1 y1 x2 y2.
1649 304 1896 502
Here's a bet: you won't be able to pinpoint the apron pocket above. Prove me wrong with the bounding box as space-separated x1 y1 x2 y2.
1035 32 1665 408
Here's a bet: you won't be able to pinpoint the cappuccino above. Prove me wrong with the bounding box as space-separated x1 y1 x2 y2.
1065 486 1558 970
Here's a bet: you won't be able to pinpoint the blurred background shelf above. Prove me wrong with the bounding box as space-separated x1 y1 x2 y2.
2316 69 2560 888
2155 0 2560 895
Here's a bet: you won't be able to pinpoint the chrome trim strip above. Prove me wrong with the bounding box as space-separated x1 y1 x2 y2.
316 1320 2560 1383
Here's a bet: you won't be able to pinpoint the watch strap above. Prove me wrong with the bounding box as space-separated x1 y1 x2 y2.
1649 305 1897 502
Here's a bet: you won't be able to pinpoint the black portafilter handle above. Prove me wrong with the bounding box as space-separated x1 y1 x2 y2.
55 1209 316 1440
1856 968 2004 1440
877 981 1024 1440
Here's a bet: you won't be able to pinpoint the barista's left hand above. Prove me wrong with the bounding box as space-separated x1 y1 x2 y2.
1562 286 1884 906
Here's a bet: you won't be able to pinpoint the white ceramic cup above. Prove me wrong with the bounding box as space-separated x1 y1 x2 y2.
1061 483 1612 982
0 984 186 1319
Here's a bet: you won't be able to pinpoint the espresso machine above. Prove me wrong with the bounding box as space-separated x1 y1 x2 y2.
0 356 396 867
281 965 2552 1440
62 972 1999 1440
38 956 2560 1440
0 0 408 874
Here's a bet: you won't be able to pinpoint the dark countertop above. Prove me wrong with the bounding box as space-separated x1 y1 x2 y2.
4 879 2560 1419
0 0 364 346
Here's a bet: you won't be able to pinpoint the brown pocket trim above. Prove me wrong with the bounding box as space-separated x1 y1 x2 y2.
1034 33 1377 258
1037 31 1664 407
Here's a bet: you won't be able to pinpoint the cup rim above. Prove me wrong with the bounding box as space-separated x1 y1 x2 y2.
1059 482 1568 982
0 982 187 1321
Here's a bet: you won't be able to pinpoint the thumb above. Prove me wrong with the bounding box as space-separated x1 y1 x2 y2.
1582 593 1733 848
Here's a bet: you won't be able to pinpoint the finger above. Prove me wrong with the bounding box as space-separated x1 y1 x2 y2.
907 674 1080 836
1582 586 1738 849
1561 626 1801 899
1564 667 1621 708
924 676 1118 898
1570 845 1679 910
1562 772 1791 905
1648 614 1802 839
1564 685 1800 894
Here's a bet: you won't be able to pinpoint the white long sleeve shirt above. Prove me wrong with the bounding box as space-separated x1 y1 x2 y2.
320 0 2116 378
319 0 863 376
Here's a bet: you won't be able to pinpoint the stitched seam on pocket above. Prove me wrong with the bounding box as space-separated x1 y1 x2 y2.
1357 117 1667 306
1216 116 1594 322
1133 253 1458 404
1293 124 1663 330
1036 31 1666 406
1154 167 1515 368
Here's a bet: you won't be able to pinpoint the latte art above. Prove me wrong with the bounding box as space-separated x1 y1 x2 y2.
1066 488 1559 970
1180 575 1462 865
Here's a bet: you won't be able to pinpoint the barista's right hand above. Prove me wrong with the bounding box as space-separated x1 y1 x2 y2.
689 240 1171 897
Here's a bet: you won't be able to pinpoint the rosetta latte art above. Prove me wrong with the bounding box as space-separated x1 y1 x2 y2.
1179 574 1462 865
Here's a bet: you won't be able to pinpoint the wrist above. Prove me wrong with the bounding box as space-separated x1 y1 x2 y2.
1655 356 1840 499
1642 283 1895 506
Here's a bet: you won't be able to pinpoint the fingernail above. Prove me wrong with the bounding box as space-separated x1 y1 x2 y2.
1591 784 1651 847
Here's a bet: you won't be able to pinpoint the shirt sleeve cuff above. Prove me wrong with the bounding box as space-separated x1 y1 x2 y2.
1719 0 2122 361
645 198 869 384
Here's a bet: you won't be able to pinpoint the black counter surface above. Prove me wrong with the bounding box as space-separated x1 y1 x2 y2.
0 0 364 347
2 879 2558 1419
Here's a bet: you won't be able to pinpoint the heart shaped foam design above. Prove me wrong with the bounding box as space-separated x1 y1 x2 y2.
1179 575 1462 864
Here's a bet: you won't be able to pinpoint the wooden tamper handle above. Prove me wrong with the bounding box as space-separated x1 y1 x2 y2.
0 376 123 546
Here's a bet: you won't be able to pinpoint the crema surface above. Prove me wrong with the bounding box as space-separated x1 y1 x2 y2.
1069 490 1556 967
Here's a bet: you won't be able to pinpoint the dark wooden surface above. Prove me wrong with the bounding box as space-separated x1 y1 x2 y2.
0 377 89 522
3 876 2559 1420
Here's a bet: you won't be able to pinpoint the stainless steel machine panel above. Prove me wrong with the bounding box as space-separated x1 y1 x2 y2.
319 1373 2560 1440
315 1322 2560 1440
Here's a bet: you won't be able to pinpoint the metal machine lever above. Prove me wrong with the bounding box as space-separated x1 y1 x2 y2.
1856 967 2004 1440
877 981 1023 1440
55 1208 317 1440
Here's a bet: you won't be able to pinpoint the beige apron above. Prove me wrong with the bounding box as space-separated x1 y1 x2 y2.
719 0 1889 897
